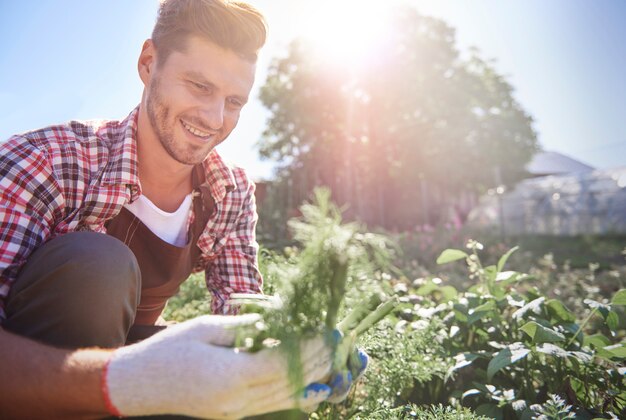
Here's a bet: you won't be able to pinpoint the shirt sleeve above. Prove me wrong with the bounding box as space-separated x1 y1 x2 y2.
0 137 62 322
205 174 263 315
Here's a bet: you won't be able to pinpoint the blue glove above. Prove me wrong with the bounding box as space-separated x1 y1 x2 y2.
302 382 332 402
349 347 369 381
326 346 369 403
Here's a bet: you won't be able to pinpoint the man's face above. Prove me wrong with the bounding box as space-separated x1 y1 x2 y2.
140 36 256 165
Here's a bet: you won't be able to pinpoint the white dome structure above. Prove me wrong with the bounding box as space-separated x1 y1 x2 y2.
526 151 595 177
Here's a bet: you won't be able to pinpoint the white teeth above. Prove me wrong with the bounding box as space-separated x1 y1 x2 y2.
181 120 210 138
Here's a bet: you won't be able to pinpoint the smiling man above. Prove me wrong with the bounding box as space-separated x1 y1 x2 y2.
0 0 360 418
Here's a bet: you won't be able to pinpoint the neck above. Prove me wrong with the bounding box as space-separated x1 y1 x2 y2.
138 157 194 212
136 106 194 212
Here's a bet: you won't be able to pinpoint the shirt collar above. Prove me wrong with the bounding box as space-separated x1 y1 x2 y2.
100 106 141 198
198 149 237 203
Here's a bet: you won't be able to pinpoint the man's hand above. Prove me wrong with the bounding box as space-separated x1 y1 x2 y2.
325 346 369 404
104 314 334 419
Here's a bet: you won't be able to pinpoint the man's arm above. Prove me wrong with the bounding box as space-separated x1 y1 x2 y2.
2 316 335 419
207 171 264 314
0 327 110 419
0 137 61 320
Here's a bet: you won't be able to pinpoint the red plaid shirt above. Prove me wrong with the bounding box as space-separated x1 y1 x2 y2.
0 107 263 322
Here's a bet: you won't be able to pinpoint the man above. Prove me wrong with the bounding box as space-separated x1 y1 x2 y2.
0 0 363 418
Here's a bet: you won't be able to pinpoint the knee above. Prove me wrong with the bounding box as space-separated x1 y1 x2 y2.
6 232 142 348
45 232 141 304
50 232 137 273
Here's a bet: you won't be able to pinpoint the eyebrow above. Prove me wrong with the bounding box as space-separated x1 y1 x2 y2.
183 70 249 103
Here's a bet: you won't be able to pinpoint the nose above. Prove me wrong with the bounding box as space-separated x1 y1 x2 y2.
199 97 225 131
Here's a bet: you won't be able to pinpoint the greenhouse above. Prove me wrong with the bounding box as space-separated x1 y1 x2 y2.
468 166 626 235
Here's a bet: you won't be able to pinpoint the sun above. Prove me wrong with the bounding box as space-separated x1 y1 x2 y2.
298 0 398 71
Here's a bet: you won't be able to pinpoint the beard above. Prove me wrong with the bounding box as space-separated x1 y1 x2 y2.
146 77 214 165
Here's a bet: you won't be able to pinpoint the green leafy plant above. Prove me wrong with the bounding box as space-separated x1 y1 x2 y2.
165 197 626 419
529 394 577 420
337 403 491 420
418 240 626 419
162 273 210 322
354 319 449 415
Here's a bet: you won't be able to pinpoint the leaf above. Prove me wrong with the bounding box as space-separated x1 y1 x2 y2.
518 408 534 420
536 343 569 358
561 322 584 345
583 333 611 349
512 297 546 321
584 299 610 319
512 400 528 413
453 307 468 323
546 299 576 323
585 299 620 331
468 300 497 325
569 376 586 403
462 389 481 400
495 271 520 285
438 285 458 302
520 321 565 344
487 343 530 381
476 403 504 420
453 352 482 369
445 353 482 382
472 382 497 395
416 281 438 296
598 342 626 359
484 265 498 282
449 325 460 338
497 246 519 273
606 310 619 332
569 350 593 363
471 301 497 313
436 249 468 264
612 289 626 305
475 327 490 340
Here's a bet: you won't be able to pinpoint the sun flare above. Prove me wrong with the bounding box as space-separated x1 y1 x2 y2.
299 0 397 71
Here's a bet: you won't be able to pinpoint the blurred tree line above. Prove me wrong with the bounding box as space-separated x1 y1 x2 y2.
256 6 538 242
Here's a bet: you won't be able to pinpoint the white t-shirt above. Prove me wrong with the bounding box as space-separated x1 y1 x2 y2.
124 193 193 247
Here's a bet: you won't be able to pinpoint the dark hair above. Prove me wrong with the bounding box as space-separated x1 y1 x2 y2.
151 0 267 64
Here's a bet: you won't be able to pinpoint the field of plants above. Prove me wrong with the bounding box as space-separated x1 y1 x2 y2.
164 190 625 419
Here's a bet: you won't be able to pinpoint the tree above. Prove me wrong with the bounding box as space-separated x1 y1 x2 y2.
257 6 538 232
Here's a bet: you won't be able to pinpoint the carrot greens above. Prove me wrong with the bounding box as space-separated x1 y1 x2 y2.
231 188 397 391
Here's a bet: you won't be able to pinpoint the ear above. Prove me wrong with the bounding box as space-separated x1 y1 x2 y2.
138 39 157 86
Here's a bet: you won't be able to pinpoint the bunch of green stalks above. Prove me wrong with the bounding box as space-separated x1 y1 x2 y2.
230 188 397 392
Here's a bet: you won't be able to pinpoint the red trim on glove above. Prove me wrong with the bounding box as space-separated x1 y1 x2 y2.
101 358 122 417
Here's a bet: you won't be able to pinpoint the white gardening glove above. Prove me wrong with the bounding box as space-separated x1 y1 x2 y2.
102 314 334 419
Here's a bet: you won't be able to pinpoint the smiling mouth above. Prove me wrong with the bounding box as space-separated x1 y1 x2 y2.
181 119 212 139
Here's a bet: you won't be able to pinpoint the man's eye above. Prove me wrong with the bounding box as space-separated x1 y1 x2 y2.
228 98 244 108
192 81 208 91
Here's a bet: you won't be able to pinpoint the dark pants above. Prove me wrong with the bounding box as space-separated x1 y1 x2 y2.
3 231 141 349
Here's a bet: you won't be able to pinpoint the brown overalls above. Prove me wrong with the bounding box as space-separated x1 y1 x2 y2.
106 166 214 326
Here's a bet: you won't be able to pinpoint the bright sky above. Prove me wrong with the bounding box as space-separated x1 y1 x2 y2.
1 0 625 180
